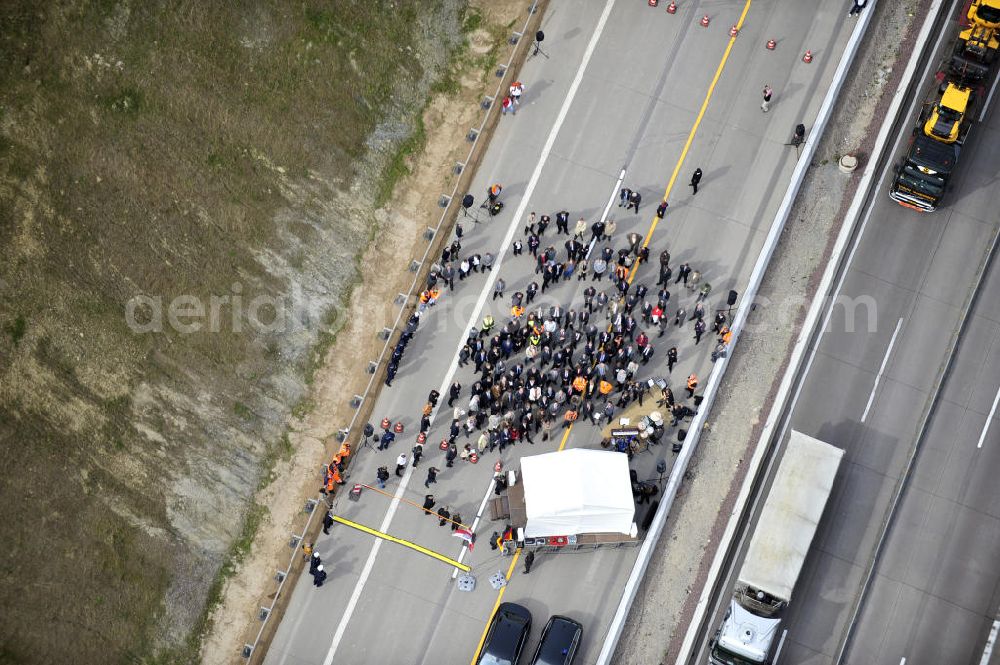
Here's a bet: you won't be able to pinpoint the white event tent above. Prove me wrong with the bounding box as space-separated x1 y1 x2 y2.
519 448 635 537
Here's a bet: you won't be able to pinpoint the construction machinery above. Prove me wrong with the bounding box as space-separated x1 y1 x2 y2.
923 82 974 143
968 0 1000 29
949 23 998 82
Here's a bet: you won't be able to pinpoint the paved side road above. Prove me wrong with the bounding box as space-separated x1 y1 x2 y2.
263 1 857 664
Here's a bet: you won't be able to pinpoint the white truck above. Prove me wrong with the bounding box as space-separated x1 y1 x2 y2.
709 430 844 665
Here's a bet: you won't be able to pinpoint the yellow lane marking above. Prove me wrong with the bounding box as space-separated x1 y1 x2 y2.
479 2 756 657
570 0 755 448
639 0 754 256
470 548 522 665
331 515 471 572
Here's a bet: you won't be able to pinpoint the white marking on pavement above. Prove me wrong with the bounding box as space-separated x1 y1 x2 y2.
861 317 904 423
980 65 1000 122
900 658 907 665
452 164 625 578
772 630 788 665
977 386 1000 449
978 617 1000 665
321 2 618 661
452 476 497 578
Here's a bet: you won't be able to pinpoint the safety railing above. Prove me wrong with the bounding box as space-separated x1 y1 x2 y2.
241 1 542 660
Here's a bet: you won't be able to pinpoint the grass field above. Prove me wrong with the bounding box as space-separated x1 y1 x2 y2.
0 1 474 662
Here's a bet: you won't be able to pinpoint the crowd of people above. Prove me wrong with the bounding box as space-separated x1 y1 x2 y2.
364 183 732 499
307 175 736 587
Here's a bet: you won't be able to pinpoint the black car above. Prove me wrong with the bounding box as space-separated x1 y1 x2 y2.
478 602 533 665
529 615 583 665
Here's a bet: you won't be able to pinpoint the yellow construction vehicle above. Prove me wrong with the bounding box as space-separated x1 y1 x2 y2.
950 23 998 83
923 83 973 144
969 0 1000 29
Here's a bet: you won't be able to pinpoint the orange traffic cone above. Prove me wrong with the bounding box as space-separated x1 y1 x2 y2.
648 0 658 6
803 50 813 63
393 421 404 433
729 25 739 37
666 1 677 13
439 438 449 450
766 38 776 50
416 431 426 444
700 14 710 27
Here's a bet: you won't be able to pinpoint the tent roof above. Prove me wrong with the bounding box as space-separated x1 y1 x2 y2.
520 449 635 537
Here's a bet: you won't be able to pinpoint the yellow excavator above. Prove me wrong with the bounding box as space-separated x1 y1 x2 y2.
950 22 998 83
923 83 973 144
969 0 1000 29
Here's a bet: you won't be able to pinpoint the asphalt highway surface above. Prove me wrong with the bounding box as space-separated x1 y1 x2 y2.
691 3 1000 663
263 2 855 664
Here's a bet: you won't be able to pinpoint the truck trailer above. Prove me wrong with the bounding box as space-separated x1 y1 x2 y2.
709 431 844 665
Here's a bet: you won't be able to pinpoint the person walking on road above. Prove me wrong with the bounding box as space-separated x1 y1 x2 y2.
761 84 773 112
686 373 699 398
626 190 641 213
556 210 570 235
448 381 462 407
619 188 632 207
437 505 451 527
523 550 535 574
694 319 707 344
675 262 691 285
656 200 669 218
493 277 506 301
412 442 424 468
501 95 514 116
323 510 334 534
510 80 524 106
690 168 703 194
848 0 867 16
423 494 436 514
451 512 463 531
395 453 407 477
574 217 588 240
667 346 678 373
376 466 390 489
313 564 327 588
425 466 440 488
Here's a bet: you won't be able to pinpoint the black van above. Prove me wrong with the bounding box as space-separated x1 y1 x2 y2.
529 615 583 665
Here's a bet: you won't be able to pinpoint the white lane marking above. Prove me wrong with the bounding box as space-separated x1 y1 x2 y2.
900 658 907 665
861 317 904 423
980 67 1000 122
978 617 1000 665
322 1 619 662
450 163 626 578
977 386 1000 449
772 629 788 664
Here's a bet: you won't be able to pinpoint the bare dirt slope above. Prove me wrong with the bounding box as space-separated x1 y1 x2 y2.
198 1 530 662
0 1 513 662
